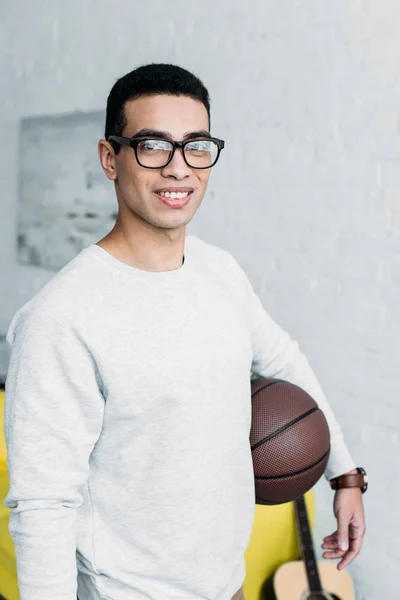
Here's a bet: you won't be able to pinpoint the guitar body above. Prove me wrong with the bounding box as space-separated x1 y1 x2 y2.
262 560 354 600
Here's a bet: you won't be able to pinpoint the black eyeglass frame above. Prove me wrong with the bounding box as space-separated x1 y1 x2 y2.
107 135 225 169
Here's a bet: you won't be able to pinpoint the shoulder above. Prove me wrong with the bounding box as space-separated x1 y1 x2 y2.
6 248 109 347
187 234 248 282
186 234 239 268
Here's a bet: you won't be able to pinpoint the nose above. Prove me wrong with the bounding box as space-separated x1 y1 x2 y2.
161 146 192 179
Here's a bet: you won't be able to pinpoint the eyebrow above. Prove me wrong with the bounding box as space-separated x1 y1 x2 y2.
128 128 212 140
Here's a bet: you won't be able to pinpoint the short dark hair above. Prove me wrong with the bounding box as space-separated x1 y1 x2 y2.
105 63 211 154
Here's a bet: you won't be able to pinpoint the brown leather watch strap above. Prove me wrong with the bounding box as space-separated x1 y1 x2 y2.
330 470 367 493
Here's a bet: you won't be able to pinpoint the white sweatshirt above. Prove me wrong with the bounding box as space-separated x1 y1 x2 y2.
3 234 356 600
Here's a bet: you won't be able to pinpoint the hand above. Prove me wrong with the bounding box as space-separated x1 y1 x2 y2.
321 481 366 570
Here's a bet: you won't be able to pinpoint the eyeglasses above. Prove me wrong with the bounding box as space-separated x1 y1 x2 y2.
108 135 225 169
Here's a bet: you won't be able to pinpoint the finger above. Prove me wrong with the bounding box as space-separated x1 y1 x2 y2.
321 541 338 549
323 531 337 540
322 550 346 560
322 533 337 543
321 538 338 546
337 549 358 570
322 549 346 559
337 533 363 569
322 530 340 546
337 518 350 552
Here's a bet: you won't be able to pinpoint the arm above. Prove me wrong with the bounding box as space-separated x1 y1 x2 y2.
229 255 357 481
4 305 105 600
226 253 366 569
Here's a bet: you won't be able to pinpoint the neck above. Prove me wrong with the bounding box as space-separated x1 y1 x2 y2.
96 228 186 272
294 495 323 593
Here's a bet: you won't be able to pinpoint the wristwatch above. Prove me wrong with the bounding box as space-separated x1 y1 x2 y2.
330 467 368 494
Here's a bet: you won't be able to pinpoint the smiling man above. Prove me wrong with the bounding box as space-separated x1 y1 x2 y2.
4 63 366 600
96 83 223 270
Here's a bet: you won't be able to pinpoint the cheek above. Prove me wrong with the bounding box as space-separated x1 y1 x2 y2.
198 171 212 189
118 158 148 191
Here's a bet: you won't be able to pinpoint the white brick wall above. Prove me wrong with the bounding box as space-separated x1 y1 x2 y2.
1 1 399 598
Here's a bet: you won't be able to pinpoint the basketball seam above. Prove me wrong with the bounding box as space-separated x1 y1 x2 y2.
250 406 320 451
251 379 283 396
254 446 331 480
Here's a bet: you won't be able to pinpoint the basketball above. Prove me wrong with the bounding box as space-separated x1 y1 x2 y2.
250 378 331 505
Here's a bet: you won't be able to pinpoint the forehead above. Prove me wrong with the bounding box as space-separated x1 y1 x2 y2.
122 94 209 136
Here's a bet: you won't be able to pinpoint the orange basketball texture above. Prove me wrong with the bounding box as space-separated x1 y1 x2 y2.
250 378 331 504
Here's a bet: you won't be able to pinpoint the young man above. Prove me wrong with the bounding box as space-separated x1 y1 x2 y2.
4 63 366 600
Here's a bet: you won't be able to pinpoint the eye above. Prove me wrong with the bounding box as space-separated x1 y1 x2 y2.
139 139 171 151
186 140 213 152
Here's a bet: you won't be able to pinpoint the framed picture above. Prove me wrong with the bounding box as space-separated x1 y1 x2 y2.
17 110 117 271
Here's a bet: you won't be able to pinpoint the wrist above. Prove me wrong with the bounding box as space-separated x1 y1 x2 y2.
329 466 368 494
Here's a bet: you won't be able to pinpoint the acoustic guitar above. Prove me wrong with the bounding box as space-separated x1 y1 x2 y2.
261 494 355 600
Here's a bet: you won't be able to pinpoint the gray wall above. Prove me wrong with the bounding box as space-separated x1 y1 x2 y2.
1 1 399 598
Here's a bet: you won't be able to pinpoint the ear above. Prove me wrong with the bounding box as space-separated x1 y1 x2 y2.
98 139 117 181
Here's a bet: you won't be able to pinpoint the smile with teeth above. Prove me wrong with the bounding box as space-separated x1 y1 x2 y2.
157 191 191 199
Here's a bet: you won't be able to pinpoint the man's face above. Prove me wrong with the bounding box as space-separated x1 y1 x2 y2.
99 94 214 233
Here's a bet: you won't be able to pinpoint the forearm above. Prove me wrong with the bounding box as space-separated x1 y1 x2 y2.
8 505 78 600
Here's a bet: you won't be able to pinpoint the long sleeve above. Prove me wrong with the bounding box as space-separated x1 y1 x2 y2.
3 304 106 600
229 255 357 481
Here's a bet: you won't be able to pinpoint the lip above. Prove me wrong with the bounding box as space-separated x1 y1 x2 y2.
154 187 194 193
154 191 193 208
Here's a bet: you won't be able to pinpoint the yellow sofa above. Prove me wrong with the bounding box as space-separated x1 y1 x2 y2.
1 387 19 600
0 388 314 600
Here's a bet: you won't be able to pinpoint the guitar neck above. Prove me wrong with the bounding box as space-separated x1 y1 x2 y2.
294 495 323 594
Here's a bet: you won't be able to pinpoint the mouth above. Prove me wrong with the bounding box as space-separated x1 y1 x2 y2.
154 190 194 208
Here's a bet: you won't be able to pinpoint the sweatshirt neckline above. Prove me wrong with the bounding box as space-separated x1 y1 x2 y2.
85 235 192 279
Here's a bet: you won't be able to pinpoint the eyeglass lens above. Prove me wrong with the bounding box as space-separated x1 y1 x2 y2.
136 139 219 168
